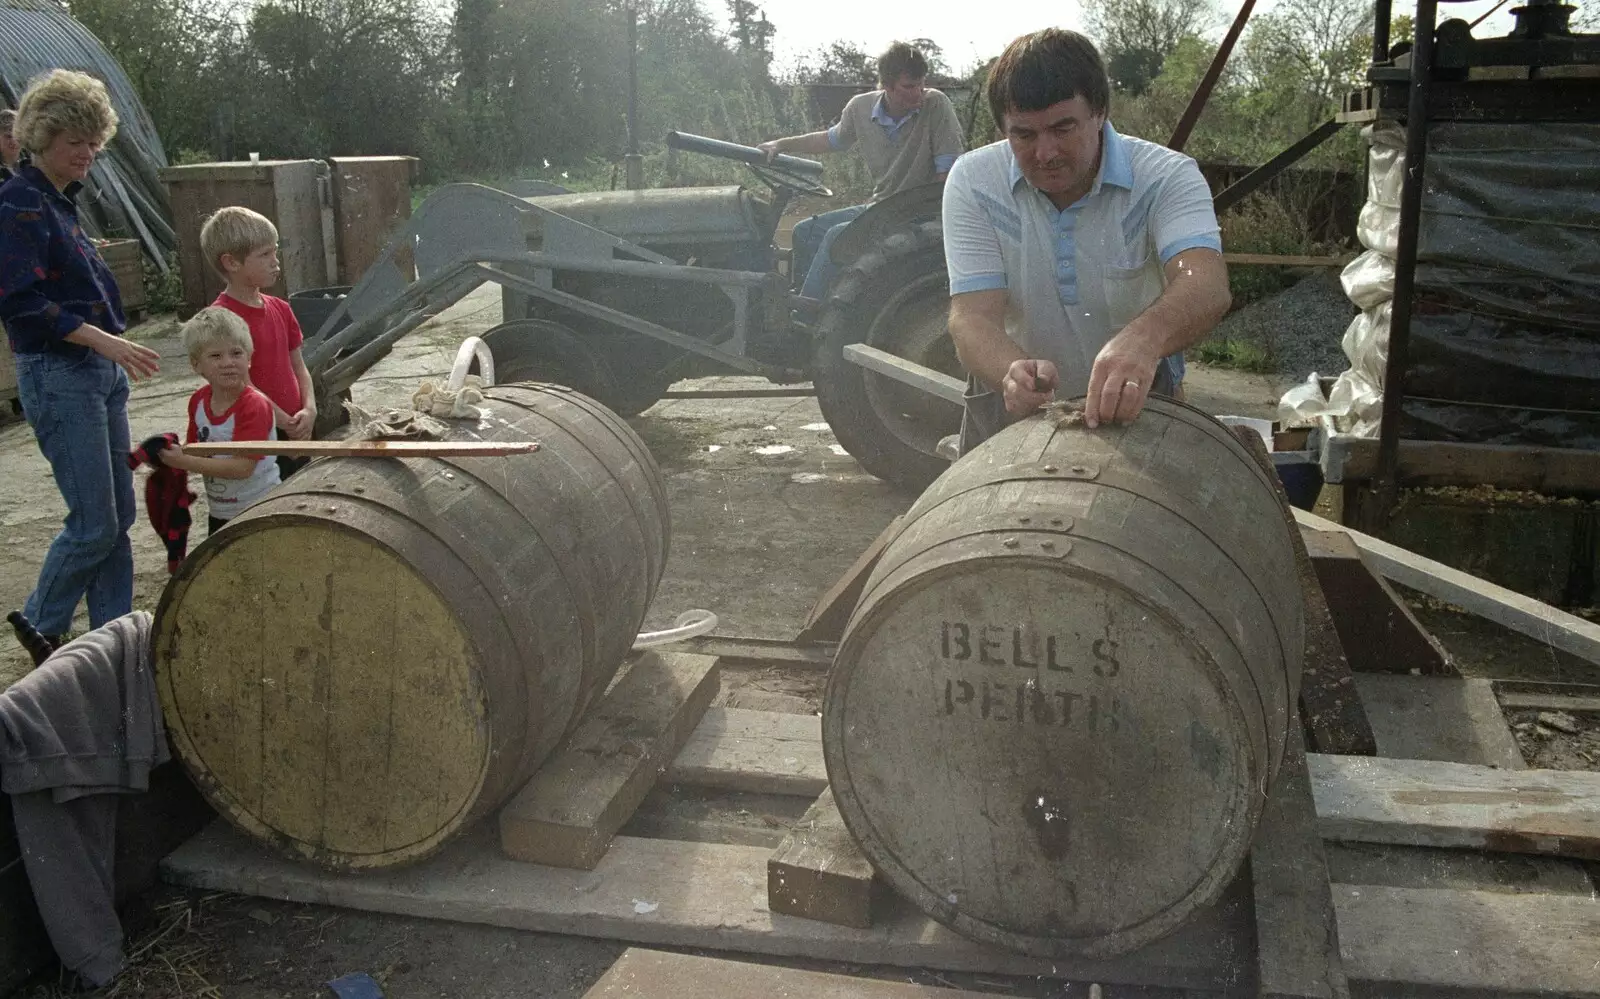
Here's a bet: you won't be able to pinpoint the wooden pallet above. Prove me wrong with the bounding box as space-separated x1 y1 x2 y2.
160 646 1600 997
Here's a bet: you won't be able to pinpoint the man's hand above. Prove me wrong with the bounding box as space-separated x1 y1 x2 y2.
285 406 317 441
1084 331 1163 429
757 140 782 163
1002 358 1059 417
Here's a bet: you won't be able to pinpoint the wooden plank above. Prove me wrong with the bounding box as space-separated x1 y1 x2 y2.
180 440 540 457
767 788 876 929
1495 680 1600 714
500 652 720 869
1354 675 1526 770
1311 754 1600 861
795 516 902 644
160 822 1254 991
661 387 816 400
1250 728 1350 999
1334 885 1600 996
1294 519 1378 757
162 820 1600 995
1229 424 1375 756
673 636 834 670
1293 507 1600 666
583 948 1000 999
1303 528 1452 676
841 344 965 405
1320 435 1600 493
668 707 827 797
1222 252 1354 268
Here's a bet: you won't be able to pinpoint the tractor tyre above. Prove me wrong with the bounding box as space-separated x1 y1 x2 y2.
479 319 620 404
812 220 962 493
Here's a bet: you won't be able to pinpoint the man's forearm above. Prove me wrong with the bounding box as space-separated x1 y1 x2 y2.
1124 251 1232 358
950 307 1024 394
771 131 834 156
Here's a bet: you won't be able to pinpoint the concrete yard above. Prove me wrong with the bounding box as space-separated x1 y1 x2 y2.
4 287 1591 998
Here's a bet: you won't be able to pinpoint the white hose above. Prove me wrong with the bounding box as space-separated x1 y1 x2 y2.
446 335 495 392
632 609 719 650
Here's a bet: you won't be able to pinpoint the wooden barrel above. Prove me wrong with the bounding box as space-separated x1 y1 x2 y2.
153 383 669 870
822 397 1303 958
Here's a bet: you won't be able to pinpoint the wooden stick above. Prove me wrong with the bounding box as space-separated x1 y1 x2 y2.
1292 508 1600 666
180 440 540 458
1223 252 1355 268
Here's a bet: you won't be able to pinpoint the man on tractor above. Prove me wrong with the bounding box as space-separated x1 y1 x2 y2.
760 42 965 303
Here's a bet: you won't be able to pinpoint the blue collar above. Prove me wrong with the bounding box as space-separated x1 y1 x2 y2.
16 161 83 206
871 94 918 126
1008 121 1133 196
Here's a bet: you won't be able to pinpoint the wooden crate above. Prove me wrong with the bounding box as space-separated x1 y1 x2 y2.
159 161 328 317
328 156 417 285
96 238 147 319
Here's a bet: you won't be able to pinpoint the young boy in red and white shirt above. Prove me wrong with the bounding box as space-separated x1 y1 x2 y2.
163 307 280 534
199 206 315 480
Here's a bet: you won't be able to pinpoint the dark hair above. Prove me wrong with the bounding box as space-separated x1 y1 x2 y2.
878 42 929 86
987 29 1110 130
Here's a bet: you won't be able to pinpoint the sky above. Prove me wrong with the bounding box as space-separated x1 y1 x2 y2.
725 0 1530 78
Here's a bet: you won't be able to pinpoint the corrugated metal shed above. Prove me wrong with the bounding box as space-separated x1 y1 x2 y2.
0 0 174 268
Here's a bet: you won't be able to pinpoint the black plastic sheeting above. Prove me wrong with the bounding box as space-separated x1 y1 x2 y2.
1398 121 1600 448
0 1 175 268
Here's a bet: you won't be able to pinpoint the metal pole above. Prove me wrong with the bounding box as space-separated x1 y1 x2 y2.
625 4 644 190
1169 0 1256 152
1371 0 1438 529
1374 0 1393 63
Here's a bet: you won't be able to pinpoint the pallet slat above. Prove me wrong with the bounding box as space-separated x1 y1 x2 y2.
499 652 720 869
1311 755 1600 860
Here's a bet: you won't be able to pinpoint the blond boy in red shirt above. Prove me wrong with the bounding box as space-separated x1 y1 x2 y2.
199 206 315 478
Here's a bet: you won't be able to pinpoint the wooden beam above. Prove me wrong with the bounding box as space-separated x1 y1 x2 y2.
499 652 720 869
163 822 1254 991
1222 252 1354 268
767 788 877 928
163 821 1600 995
841 344 965 406
583 949 999 999
1293 507 1600 666
795 516 902 644
1303 528 1453 676
1293 520 1378 756
1250 728 1351 999
1321 436 1600 493
1495 680 1600 714
1311 755 1600 860
180 440 540 458
1334 885 1600 996
1227 424 1374 755
661 387 816 400
667 707 827 797
672 636 834 669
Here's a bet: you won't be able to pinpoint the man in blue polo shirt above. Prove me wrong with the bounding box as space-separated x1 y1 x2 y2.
943 28 1231 450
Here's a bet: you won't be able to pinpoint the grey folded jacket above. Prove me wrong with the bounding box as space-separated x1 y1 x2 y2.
0 611 169 987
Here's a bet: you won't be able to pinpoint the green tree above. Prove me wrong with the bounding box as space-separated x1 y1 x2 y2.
789 41 877 86
1082 0 1221 95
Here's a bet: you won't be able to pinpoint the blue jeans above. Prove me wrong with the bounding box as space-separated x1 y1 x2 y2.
15 350 136 635
792 204 869 300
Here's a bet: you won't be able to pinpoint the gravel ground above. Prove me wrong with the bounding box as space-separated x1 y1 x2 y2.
1212 270 1357 382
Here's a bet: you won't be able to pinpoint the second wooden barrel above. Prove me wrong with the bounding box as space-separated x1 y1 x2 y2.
823 397 1302 958
153 383 669 870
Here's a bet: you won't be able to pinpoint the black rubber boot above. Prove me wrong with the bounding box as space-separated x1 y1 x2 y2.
7 611 60 668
